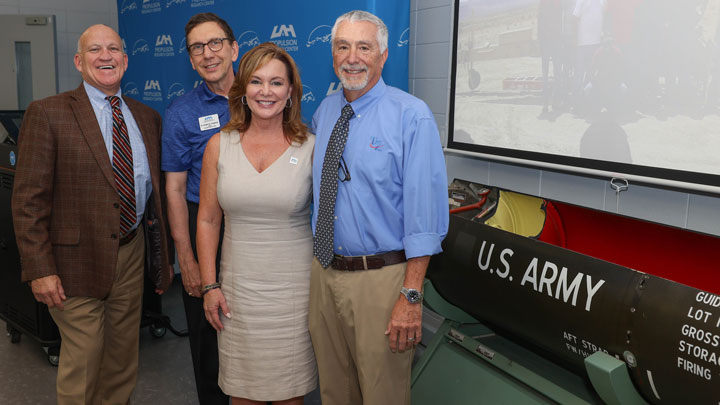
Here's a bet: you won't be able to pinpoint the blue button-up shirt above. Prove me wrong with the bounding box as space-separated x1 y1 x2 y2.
85 81 151 229
311 78 449 259
161 81 230 203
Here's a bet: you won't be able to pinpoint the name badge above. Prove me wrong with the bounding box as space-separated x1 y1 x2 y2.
198 114 220 131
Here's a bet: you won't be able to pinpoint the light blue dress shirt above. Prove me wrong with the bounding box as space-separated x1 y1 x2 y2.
311 78 449 259
84 81 151 230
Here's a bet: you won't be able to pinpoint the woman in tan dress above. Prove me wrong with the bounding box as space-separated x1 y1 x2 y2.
197 42 316 405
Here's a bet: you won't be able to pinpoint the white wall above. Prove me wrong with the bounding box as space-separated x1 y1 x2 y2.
409 0 720 237
0 0 118 93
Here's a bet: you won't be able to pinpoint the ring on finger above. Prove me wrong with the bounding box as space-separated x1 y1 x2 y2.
407 337 416 342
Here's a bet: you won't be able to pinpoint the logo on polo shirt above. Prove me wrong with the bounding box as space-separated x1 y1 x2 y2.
132 39 149 55
123 82 140 97
397 28 409 47
120 0 137 14
143 80 162 102
237 31 260 50
141 0 161 14
301 85 315 103
270 24 298 52
306 25 331 47
167 83 185 100
327 82 342 96
369 136 385 151
154 34 175 57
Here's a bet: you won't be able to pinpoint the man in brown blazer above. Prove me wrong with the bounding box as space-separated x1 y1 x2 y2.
11 24 173 404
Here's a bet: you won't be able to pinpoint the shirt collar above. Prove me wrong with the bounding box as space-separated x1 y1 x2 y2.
84 81 122 109
343 77 387 117
198 77 234 102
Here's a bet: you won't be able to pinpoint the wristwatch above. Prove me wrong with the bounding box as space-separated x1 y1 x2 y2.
400 287 423 304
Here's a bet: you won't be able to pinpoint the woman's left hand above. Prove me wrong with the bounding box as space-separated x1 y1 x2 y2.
203 288 231 331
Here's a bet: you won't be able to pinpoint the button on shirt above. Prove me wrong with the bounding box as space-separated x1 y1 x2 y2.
311 78 449 259
84 81 150 229
162 81 230 203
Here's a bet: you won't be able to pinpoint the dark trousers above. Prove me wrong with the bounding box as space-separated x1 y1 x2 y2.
184 201 229 404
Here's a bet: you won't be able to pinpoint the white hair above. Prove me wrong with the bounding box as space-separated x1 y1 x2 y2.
331 10 388 54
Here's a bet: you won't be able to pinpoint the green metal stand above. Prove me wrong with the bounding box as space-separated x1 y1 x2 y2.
412 280 602 404
584 352 647 405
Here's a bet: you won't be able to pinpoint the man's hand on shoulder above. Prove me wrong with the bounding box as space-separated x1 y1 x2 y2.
30 275 66 310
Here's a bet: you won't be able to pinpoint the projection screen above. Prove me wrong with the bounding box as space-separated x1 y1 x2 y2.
448 0 720 192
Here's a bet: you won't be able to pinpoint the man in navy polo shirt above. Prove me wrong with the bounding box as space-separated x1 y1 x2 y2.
161 12 237 404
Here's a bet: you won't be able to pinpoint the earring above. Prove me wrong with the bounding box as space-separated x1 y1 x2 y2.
241 95 247 105
285 97 292 109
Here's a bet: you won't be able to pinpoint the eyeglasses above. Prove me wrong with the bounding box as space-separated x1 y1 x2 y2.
338 156 351 182
187 38 231 56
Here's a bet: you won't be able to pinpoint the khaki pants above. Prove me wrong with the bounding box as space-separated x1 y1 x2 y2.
308 257 413 405
50 227 145 405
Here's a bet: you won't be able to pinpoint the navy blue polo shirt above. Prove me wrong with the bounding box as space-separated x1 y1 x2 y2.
161 81 230 203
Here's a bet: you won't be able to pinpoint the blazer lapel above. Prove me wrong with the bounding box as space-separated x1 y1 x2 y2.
70 85 116 188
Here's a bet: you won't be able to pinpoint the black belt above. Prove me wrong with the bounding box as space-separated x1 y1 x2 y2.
119 227 139 246
331 250 407 271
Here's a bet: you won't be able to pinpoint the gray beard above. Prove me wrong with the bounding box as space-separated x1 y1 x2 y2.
339 72 368 91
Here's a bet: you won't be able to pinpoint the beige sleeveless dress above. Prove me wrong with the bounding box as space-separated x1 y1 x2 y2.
215 130 317 400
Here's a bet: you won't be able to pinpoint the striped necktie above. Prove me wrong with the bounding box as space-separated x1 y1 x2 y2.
107 95 136 236
314 104 354 268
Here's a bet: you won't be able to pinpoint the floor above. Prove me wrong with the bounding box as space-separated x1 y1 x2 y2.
0 276 322 404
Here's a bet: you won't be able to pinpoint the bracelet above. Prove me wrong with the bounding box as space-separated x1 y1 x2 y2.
201 282 221 295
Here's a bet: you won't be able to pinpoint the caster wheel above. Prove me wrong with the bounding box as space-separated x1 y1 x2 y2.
45 345 60 366
8 327 21 344
149 325 166 338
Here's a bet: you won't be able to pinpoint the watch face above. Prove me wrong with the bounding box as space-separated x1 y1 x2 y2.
406 289 421 303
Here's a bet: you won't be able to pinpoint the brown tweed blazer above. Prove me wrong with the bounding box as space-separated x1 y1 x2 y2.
12 84 173 298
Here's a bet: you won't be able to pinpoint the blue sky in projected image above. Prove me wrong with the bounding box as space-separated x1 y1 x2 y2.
459 0 537 19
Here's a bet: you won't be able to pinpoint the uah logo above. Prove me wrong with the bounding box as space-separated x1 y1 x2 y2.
120 0 137 13
122 38 128 54
167 83 185 100
145 80 161 91
397 28 409 47
178 37 186 54
166 0 186 7
306 25 331 47
237 31 260 49
327 82 342 96
123 82 140 96
301 85 315 103
132 39 149 55
369 136 385 151
156 34 173 46
271 24 296 39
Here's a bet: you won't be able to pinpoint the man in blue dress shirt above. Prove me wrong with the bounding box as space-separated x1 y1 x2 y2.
161 12 237 404
309 10 449 405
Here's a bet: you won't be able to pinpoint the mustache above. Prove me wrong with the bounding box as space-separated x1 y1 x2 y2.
340 63 367 72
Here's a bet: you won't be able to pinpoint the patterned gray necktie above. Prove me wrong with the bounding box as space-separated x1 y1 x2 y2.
314 104 355 268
